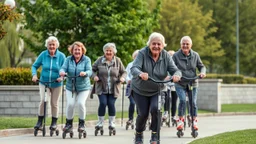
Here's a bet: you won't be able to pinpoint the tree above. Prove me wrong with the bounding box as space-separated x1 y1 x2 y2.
17 0 161 66
154 0 224 73
0 2 20 40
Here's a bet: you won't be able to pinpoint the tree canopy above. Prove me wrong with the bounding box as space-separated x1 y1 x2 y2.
17 0 161 66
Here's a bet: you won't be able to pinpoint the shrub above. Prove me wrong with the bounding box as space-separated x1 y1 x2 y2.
0 68 40 85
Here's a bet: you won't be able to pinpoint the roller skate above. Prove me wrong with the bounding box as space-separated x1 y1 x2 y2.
49 117 59 137
95 116 104 136
108 116 116 136
161 111 170 127
171 116 177 127
150 132 158 144
147 117 151 130
176 118 184 138
62 119 73 139
78 119 87 139
34 116 44 136
191 119 198 138
134 132 143 144
126 119 134 130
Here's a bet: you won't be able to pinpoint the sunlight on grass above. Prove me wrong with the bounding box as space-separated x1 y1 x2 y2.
189 129 256 144
222 104 256 112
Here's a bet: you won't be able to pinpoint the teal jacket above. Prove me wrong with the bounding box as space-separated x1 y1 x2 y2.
60 55 92 92
31 49 66 88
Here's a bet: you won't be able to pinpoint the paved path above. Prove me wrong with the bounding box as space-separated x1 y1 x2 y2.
0 115 256 144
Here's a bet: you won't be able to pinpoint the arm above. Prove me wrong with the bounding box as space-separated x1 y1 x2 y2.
130 51 144 78
196 54 206 78
59 57 69 76
125 62 132 83
84 57 92 77
117 58 127 83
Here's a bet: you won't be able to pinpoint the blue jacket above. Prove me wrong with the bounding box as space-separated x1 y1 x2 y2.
31 49 66 88
60 55 92 92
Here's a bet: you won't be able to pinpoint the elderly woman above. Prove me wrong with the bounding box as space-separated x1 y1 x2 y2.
31 36 66 131
131 32 181 144
59 41 92 135
172 36 206 132
91 43 127 134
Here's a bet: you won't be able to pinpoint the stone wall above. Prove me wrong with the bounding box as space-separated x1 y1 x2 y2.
1 80 256 116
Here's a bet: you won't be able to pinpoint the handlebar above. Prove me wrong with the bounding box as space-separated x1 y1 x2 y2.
180 76 201 82
148 76 173 83
64 75 81 78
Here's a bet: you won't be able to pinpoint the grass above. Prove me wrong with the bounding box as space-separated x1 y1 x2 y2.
221 104 256 112
189 129 256 144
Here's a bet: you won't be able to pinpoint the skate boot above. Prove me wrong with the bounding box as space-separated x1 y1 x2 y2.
191 119 198 138
108 116 116 136
134 132 143 144
162 111 168 122
78 119 87 139
34 116 43 136
176 118 184 138
126 119 134 130
95 116 104 136
150 132 158 144
49 117 59 136
62 119 73 139
34 116 43 130
172 116 177 127
187 115 192 127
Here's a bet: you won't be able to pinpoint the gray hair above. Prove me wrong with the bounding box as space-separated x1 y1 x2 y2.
132 50 139 59
146 32 167 47
45 36 60 48
103 43 117 54
180 36 192 45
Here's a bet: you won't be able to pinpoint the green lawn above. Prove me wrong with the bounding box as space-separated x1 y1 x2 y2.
189 129 256 144
221 104 256 112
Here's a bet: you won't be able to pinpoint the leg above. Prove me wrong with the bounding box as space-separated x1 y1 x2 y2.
49 86 62 129
171 91 178 117
128 95 135 121
77 90 90 131
175 85 186 130
107 94 117 128
96 94 107 127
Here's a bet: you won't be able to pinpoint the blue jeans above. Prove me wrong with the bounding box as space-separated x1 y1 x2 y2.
97 94 117 116
175 84 198 117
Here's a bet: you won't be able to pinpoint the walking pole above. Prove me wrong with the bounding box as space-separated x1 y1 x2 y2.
61 80 64 129
157 84 161 144
121 83 125 127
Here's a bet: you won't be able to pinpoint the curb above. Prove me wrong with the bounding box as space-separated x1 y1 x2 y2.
1 112 256 137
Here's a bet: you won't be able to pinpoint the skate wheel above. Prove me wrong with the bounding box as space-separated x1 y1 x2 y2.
34 130 38 136
100 130 104 135
70 132 73 138
62 132 66 139
42 126 46 137
131 125 134 129
191 131 198 138
109 130 112 136
181 131 184 136
50 130 53 137
83 131 87 138
56 130 59 136
126 124 128 130
113 130 116 136
177 131 183 138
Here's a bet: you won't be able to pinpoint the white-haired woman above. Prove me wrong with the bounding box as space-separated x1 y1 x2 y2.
131 32 181 144
91 42 127 134
31 36 66 131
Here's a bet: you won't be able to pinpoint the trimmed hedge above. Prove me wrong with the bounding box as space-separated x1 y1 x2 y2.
0 68 256 85
0 68 40 85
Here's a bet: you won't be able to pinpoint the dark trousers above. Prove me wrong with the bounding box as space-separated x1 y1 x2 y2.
133 91 158 133
163 90 178 117
128 95 136 120
98 94 117 116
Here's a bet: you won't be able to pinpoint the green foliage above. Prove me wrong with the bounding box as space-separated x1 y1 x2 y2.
190 129 256 144
222 104 256 112
154 0 224 73
17 0 161 66
0 68 40 85
206 73 244 84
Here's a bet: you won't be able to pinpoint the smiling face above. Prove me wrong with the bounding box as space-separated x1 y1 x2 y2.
72 44 83 59
47 41 58 56
149 38 164 57
104 47 115 61
181 39 192 56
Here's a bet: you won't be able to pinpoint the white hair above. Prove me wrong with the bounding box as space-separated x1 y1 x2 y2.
45 36 60 48
180 36 192 45
146 32 167 47
103 43 117 54
132 50 139 59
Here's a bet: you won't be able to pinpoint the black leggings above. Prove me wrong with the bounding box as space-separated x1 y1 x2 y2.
163 90 178 117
